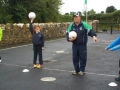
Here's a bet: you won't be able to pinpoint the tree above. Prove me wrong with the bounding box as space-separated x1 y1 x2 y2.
61 14 73 22
0 0 13 23
89 9 96 15
106 6 116 13
65 13 69 15
70 12 75 15
83 9 96 16
101 11 104 14
40 0 62 22
0 0 63 23
83 11 86 16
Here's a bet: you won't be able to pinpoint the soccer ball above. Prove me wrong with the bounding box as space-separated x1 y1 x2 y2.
28 12 36 19
69 31 77 38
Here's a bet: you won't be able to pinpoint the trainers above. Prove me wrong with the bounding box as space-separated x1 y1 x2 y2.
115 76 120 81
72 70 78 75
40 64 43 68
0 59 2 63
37 64 41 68
78 71 84 75
33 64 37 68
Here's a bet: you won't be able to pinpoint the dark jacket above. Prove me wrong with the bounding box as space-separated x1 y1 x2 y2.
29 23 33 35
32 32 44 47
66 21 97 44
29 23 44 47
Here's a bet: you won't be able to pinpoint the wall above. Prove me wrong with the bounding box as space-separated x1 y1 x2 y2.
0 23 70 48
0 21 96 48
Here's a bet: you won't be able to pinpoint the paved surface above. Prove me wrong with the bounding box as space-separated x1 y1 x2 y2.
0 33 120 90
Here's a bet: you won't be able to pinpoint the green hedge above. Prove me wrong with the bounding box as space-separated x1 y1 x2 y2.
87 10 120 30
88 10 120 23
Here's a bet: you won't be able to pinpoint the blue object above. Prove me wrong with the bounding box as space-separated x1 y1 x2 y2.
110 45 120 51
106 36 120 55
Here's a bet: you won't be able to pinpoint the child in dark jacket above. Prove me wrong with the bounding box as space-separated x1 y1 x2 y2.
30 23 44 68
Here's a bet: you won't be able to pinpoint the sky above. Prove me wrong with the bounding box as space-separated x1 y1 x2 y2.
59 0 120 14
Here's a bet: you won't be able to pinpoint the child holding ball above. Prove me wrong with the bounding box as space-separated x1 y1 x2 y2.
30 23 44 68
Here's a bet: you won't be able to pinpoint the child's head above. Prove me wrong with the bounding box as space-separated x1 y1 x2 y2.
33 25 41 33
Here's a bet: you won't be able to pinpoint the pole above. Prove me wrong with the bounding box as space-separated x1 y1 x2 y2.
111 23 113 34
86 4 87 23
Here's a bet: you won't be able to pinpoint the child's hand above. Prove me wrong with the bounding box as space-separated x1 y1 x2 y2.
30 18 34 23
105 48 108 50
105 48 111 51
42 47 44 50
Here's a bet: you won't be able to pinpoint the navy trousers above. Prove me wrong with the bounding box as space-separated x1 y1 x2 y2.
33 45 43 64
72 43 87 72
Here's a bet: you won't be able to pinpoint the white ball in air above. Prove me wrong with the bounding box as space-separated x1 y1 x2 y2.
28 12 36 19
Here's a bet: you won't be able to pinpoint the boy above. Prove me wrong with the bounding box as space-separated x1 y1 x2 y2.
30 24 44 68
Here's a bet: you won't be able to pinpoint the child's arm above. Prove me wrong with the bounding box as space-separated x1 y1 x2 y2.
29 19 34 35
29 23 33 35
106 36 120 50
109 45 120 51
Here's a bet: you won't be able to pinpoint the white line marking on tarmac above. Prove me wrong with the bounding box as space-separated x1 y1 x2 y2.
0 63 118 77
0 38 65 51
0 44 32 51
84 72 118 77
56 51 64 53
92 45 102 46
0 63 28 67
